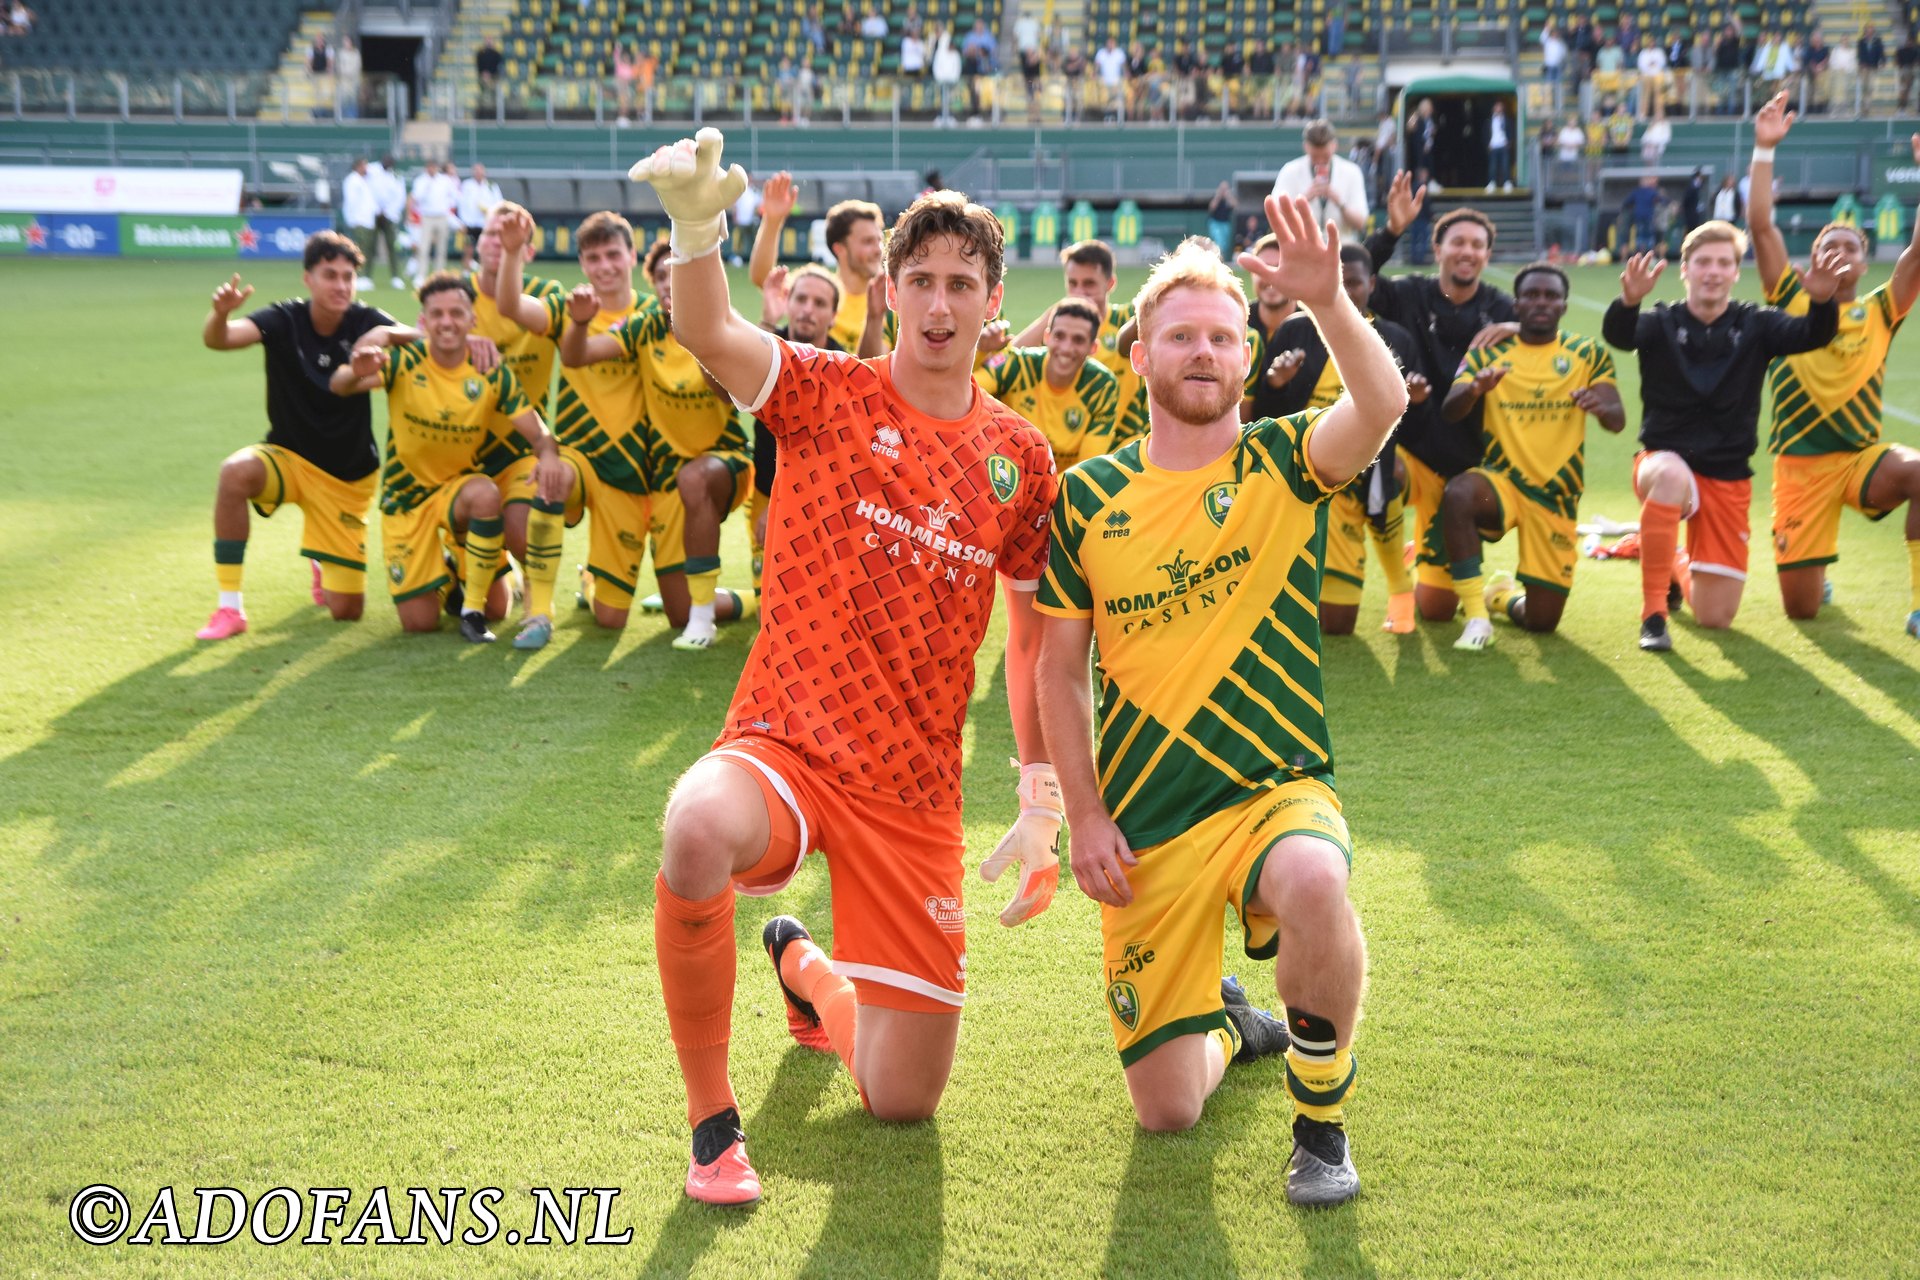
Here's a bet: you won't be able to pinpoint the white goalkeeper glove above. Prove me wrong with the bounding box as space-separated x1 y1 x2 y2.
627 126 747 265
979 762 1064 927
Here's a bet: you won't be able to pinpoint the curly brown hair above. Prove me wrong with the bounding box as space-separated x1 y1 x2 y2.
884 190 1005 286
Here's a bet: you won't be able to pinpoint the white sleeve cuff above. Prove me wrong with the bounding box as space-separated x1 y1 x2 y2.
732 333 784 414
998 573 1043 591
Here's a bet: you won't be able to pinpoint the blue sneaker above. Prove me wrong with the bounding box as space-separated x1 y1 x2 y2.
1906 609 1919 639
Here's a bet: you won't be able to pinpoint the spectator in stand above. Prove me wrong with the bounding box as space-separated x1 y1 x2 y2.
1664 28 1691 107
1636 39 1669 119
900 28 927 75
1830 35 1858 113
1095 35 1127 118
1570 17 1599 91
860 7 888 40
962 20 996 118
932 27 962 123
1171 38 1198 120
801 7 827 57
1292 42 1320 117
1410 97 1438 175
5 2 35 36
1249 39 1276 117
1713 21 1745 113
1217 40 1244 117
1206 181 1235 258
1803 29 1831 111
336 37 362 118
1899 27 1920 113
1628 175 1662 252
1542 23 1568 90
731 174 761 266
1640 116 1672 163
1060 40 1086 123
457 163 500 270
475 37 502 88
1021 41 1046 122
1682 167 1707 231
340 158 380 289
1013 8 1040 57
613 43 638 122
1486 100 1513 192
307 33 333 118
1555 115 1584 164
1126 39 1151 120
1752 30 1795 98
1583 109 1607 185
636 47 657 119
836 1 859 46
1605 99 1635 150
1858 24 1885 108
1617 11 1639 54
1272 117 1370 240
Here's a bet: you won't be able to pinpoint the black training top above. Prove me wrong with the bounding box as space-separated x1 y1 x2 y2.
1602 295 1838 480
247 298 394 482
1364 227 1516 477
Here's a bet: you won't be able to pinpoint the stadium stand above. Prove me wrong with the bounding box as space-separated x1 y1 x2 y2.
4 0 312 73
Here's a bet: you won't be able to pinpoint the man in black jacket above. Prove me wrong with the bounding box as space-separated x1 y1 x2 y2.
1360 172 1518 622
1260 243 1428 635
1602 222 1845 651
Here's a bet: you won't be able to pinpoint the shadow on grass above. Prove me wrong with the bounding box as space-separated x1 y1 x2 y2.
635 1046 946 1280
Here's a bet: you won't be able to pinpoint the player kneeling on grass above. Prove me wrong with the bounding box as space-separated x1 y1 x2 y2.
1439 263 1625 652
196 232 396 640
1747 102 1920 637
1036 205 1408 1207
975 297 1121 469
633 129 1060 1208
332 273 568 642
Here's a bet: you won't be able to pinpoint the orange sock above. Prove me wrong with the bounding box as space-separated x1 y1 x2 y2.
779 937 859 1079
1640 499 1683 620
1672 545 1693 608
653 872 739 1127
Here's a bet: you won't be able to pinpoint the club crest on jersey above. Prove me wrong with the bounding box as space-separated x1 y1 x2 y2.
1553 356 1571 375
1107 980 1140 1031
464 377 483 401
988 454 1020 503
1065 408 1084 431
1849 304 1867 322
1203 482 1238 528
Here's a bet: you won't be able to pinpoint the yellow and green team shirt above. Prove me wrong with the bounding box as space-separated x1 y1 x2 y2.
379 343 529 516
1036 412 1339 849
551 296 659 494
1766 265 1911 456
1091 301 1151 446
470 271 564 475
975 346 1121 470
614 314 743 487
1454 332 1615 520
830 279 870 353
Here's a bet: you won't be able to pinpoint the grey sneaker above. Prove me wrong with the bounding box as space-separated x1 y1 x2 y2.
1639 613 1672 652
1287 1115 1360 1207
1220 975 1289 1063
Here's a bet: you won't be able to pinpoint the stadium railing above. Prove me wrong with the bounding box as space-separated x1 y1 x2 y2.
4 69 409 126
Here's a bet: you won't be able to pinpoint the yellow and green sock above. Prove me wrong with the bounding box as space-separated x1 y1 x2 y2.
1451 554 1488 622
462 517 504 616
522 499 565 620
1283 1008 1356 1126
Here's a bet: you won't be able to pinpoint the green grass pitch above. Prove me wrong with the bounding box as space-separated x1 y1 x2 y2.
2 255 1918 1278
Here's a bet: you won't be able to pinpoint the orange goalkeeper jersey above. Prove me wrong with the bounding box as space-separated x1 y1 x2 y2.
719 338 1059 812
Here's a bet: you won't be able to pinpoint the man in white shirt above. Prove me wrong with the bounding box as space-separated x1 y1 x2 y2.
1271 117 1370 241
1634 39 1669 118
1013 12 1040 53
368 156 408 289
456 162 502 269
339 157 379 288
410 161 459 281
1094 36 1127 118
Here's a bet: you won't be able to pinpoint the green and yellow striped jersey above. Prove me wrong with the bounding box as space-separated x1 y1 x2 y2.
613 316 739 485
975 346 1121 470
1766 265 1911 456
471 272 564 476
1036 412 1339 848
1454 332 1615 520
378 343 528 516
551 297 664 494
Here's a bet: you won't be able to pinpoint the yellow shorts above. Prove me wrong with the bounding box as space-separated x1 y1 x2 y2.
747 487 770 591
1770 445 1897 570
381 473 489 602
649 458 752 577
491 453 541 509
568 447 652 608
1476 467 1579 596
1403 451 1453 591
1322 486 1407 607
1102 779 1351 1066
247 444 375 594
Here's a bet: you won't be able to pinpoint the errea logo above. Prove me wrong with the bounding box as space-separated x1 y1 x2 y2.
1102 509 1131 540
872 424 903 459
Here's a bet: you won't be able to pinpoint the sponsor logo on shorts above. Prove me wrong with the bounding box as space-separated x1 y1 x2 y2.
1107 980 1140 1031
618 530 643 550
924 895 964 933
1251 791 1314 835
1107 940 1155 981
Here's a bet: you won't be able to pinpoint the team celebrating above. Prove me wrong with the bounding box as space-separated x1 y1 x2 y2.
192 106 1920 1210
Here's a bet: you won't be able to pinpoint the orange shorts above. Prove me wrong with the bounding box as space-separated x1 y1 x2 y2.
1635 451 1753 581
709 735 967 1015
1770 445 1897 570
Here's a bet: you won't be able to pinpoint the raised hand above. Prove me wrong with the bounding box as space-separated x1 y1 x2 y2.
628 127 748 261
760 170 797 222
978 318 1011 354
1265 347 1307 387
1619 250 1666 306
211 273 254 316
1753 91 1795 150
1386 169 1426 235
566 283 599 324
498 208 533 256
1405 371 1430 404
1469 363 1511 397
760 263 791 326
1801 239 1852 302
1235 194 1342 309
465 335 502 373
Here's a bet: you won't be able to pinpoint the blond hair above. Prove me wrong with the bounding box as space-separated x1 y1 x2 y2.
1680 219 1748 264
1132 237 1249 339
